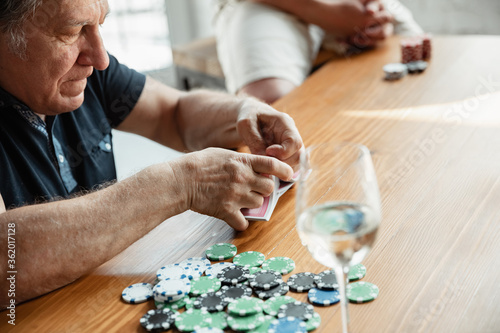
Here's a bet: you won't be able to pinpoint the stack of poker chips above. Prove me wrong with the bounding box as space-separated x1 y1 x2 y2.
401 34 432 64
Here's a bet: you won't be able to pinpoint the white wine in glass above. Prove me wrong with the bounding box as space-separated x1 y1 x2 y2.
296 142 381 333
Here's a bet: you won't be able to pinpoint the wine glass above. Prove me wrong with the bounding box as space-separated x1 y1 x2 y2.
296 142 381 333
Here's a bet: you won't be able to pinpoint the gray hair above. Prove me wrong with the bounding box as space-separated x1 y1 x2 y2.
0 0 45 59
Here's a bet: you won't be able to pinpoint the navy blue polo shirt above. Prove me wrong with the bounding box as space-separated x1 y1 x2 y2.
0 54 146 209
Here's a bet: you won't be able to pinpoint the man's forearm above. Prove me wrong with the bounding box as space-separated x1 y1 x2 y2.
0 162 186 307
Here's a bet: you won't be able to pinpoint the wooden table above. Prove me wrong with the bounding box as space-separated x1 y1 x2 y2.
5 35 500 333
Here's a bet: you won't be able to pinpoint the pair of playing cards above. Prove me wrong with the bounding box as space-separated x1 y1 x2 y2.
241 172 300 221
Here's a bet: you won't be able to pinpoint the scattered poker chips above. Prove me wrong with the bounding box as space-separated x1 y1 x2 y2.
261 257 295 275
254 280 290 300
219 284 253 302
180 257 212 274
193 292 229 312
156 263 194 281
217 265 250 285
277 301 314 321
314 270 339 290
268 316 307 333
346 281 379 303
383 63 408 81
248 270 282 290
348 263 367 281
139 308 177 332
207 311 228 330
227 311 266 331
175 308 213 332
308 288 341 306
263 296 296 316
189 276 222 296
247 315 275 333
121 283 154 304
184 297 197 310
305 312 322 331
205 243 237 261
228 296 264 316
233 251 266 267
287 272 316 292
154 279 191 302
155 295 188 310
205 262 234 277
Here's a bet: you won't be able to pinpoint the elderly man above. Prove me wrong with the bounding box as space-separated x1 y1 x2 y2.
0 0 303 307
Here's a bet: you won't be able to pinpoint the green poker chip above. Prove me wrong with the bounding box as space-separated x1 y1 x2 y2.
305 312 321 331
228 296 264 316
175 308 213 332
261 257 295 275
233 251 266 267
227 312 266 331
249 266 263 274
189 276 222 297
208 311 228 330
346 281 379 303
262 296 296 316
248 315 275 333
206 243 237 261
155 295 188 310
185 297 197 309
348 263 367 281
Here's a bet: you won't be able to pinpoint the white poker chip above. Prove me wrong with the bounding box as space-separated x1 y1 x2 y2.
157 263 195 281
194 328 224 333
154 279 191 298
205 262 235 277
180 257 212 274
121 283 154 304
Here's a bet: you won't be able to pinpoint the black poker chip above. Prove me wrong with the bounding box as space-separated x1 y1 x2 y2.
217 265 250 286
314 270 339 290
254 280 289 300
248 270 282 290
193 291 229 313
219 284 253 302
277 301 314 321
287 272 316 292
139 308 177 332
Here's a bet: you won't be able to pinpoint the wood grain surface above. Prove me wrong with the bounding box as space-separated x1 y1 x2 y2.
3 35 500 333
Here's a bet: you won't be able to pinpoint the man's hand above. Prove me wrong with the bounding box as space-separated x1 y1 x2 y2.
236 98 304 171
173 148 293 231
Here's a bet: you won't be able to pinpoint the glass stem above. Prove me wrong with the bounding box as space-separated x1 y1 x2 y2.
334 266 350 333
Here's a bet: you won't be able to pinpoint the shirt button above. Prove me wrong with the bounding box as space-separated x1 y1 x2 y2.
105 143 112 150
58 154 65 163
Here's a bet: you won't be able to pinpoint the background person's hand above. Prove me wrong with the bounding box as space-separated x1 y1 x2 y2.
172 148 293 230
236 98 304 171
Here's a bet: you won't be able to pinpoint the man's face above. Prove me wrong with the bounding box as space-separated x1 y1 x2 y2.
0 0 110 115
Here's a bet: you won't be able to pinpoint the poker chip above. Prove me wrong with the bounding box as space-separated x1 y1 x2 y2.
217 265 249 285
249 266 263 274
268 317 307 333
193 292 229 312
227 312 266 331
180 257 212 274
227 296 264 316
255 280 289 300
219 284 253 302
263 296 296 316
314 270 339 290
156 263 194 281
247 315 275 333
261 257 295 275
383 63 408 81
346 281 379 303
422 33 432 59
205 262 235 277
348 263 367 282
233 251 266 267
154 279 191 299
175 308 213 332
406 60 428 74
121 283 153 304
194 328 224 333
189 276 222 296
208 311 228 330
248 270 282 290
139 308 177 332
287 272 316 292
277 301 314 321
305 312 321 331
308 288 341 306
205 243 237 261
185 297 197 310
155 295 188 310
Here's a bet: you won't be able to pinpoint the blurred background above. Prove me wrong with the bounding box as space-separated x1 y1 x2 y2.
102 0 500 180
